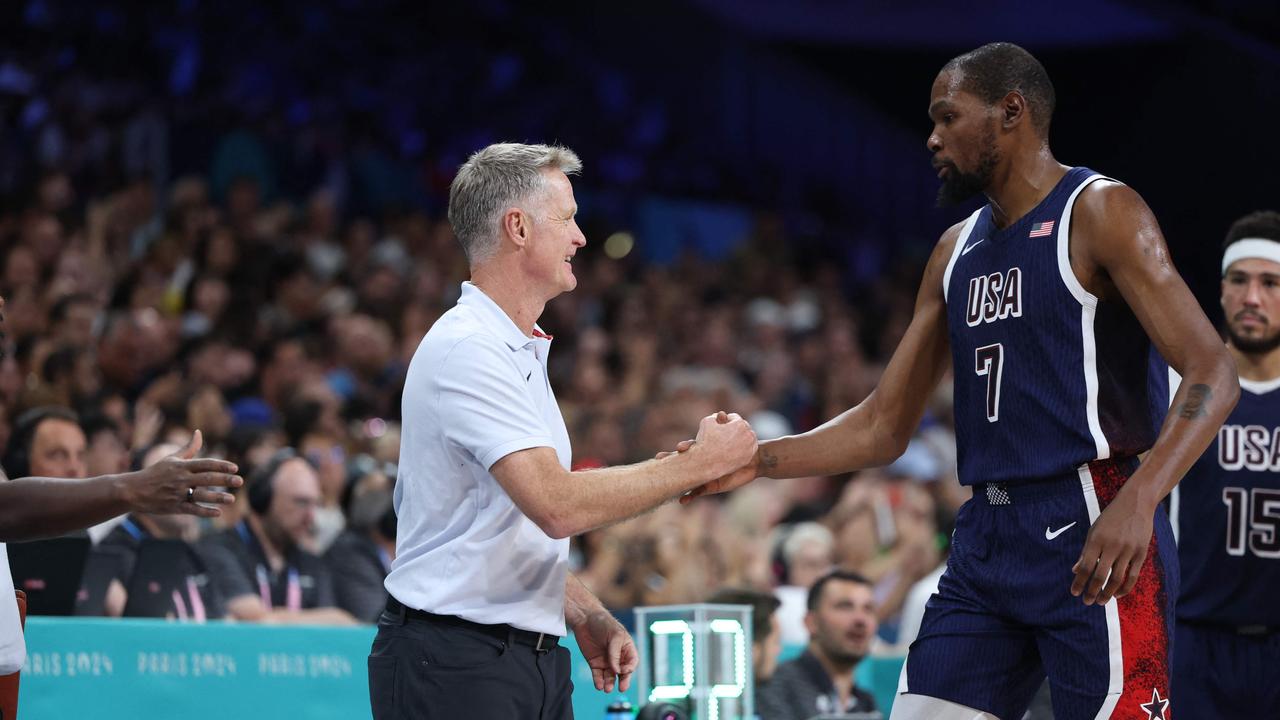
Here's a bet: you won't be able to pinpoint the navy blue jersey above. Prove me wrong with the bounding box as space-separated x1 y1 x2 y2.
1175 375 1280 626
943 167 1165 486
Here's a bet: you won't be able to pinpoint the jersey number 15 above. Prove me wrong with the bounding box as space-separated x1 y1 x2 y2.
1223 487 1280 558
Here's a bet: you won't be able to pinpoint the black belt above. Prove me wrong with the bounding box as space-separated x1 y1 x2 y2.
384 597 561 652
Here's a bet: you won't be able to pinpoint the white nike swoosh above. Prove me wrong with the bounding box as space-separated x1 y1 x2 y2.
1045 522 1077 540
960 238 986 255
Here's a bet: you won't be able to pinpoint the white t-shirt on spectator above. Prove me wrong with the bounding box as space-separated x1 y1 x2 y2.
891 562 947 653
384 282 572 636
774 584 811 646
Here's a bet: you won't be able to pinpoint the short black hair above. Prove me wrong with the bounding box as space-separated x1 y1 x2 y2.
707 587 781 643
943 42 1056 137
282 397 326 447
80 412 121 443
40 345 80 384
1223 210 1280 250
49 292 95 326
2 405 81 478
806 569 872 612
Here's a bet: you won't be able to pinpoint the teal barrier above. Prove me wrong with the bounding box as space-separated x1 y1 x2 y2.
19 619 903 719
22 618 374 719
20 618 633 719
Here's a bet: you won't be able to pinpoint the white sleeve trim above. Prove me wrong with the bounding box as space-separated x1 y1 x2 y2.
942 208 985 304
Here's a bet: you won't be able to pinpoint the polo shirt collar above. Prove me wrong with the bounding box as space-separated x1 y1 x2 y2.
458 281 551 351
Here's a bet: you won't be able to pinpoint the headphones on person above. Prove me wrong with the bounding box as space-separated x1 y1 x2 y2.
2 406 79 480
247 448 305 515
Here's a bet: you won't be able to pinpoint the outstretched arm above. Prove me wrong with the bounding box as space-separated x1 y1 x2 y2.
0 431 240 542
683 222 963 502
1067 182 1239 605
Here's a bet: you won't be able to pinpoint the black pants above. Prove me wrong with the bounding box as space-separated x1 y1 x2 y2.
368 610 574 719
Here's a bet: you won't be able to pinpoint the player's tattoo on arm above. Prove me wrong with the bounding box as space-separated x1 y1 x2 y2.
1175 384 1211 420
1141 243 1171 271
760 448 778 471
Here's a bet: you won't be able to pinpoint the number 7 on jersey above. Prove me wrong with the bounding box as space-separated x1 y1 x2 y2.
975 343 1004 422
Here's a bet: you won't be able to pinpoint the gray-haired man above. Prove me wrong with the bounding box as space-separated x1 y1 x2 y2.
367 143 758 719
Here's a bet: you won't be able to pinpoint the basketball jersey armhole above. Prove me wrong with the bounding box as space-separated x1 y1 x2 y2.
1054 174 1117 309
942 208 985 304
1168 366 1183 543
1059 173 1121 461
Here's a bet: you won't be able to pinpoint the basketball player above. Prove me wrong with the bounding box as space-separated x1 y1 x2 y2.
1170 211 1280 717
684 43 1238 719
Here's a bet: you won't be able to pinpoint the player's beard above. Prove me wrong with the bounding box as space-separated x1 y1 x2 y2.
937 123 999 208
1227 318 1280 354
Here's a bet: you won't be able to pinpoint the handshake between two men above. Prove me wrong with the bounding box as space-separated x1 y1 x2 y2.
491 410 762 542
657 411 762 506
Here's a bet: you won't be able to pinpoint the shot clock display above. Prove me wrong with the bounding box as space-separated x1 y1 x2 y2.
633 604 754 720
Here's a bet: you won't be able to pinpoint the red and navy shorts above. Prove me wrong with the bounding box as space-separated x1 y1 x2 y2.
898 457 1178 720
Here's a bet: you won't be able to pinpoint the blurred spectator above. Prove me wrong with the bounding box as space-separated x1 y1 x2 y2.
324 461 395 622
285 397 347 552
892 562 947 656
256 336 316 412
39 345 102 408
778 521 836 589
198 449 355 624
81 413 129 477
865 482 941 629
3 405 87 479
757 570 882 720
94 442 207 618
707 586 783 691
773 521 835 646
48 293 99 349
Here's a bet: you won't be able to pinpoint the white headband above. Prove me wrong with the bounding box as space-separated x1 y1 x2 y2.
1222 237 1280 275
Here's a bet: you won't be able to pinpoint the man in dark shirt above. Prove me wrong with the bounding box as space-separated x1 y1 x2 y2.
95 442 212 617
199 448 354 624
757 570 881 720
324 465 395 622
99 443 200 569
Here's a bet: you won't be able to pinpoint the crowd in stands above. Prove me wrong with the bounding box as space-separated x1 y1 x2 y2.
0 1 967 676
0 164 964 647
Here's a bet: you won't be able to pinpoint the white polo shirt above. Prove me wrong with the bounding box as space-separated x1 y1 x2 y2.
385 282 572 635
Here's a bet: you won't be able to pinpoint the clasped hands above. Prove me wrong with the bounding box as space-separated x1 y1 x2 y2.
657 411 761 504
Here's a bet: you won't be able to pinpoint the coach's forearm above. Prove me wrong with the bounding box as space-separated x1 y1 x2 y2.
548 448 722 537
1132 352 1239 509
564 574 608 629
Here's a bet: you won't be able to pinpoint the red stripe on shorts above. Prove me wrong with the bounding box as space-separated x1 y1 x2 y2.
1090 458 1172 719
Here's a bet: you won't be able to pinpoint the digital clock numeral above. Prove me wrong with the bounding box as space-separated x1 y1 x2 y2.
648 620 694 701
